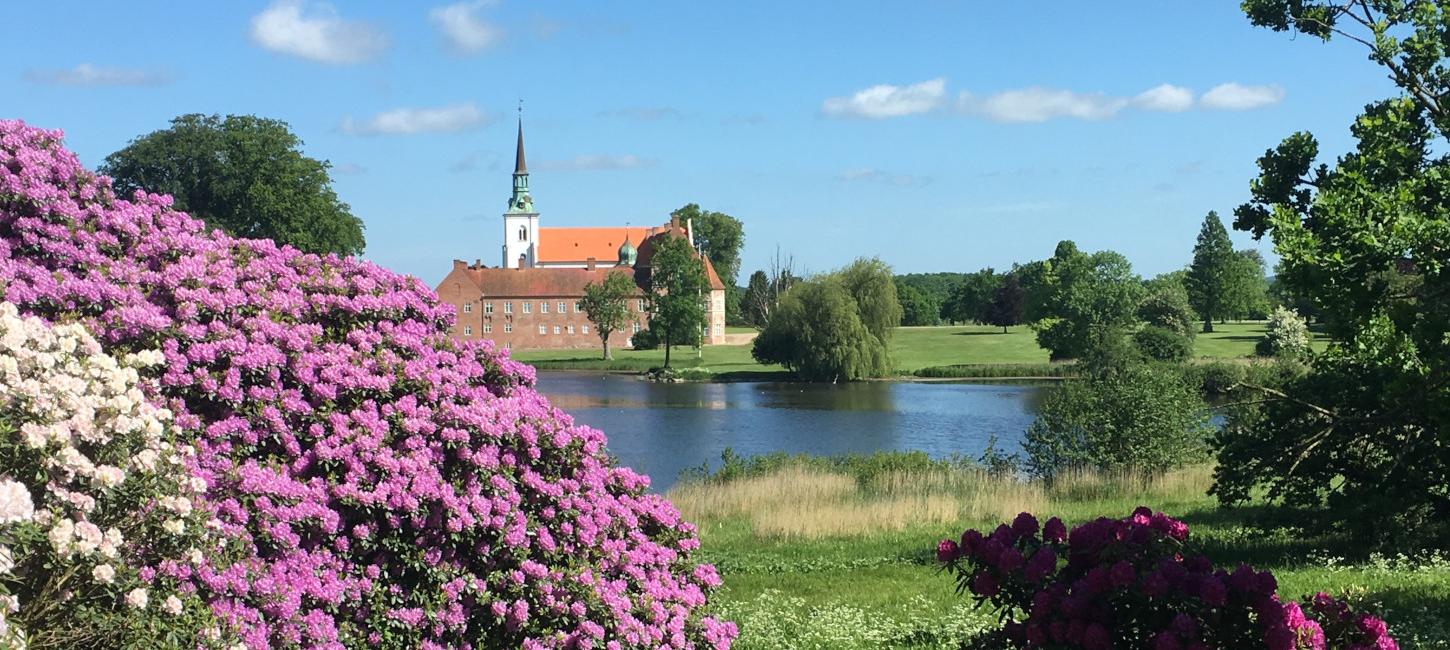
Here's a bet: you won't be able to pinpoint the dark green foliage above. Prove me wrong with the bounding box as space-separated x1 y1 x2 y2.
752 257 899 382
579 270 636 360
1187 361 1248 396
1217 0 1450 545
1031 246 1143 360
1133 325 1193 362
1226 249 1271 320
671 203 744 285
1023 362 1213 481
941 268 1001 324
1139 272 1197 338
751 280 885 382
645 236 708 367
1186 211 1235 332
101 113 365 256
895 281 941 326
628 327 660 350
984 273 1025 333
894 272 966 322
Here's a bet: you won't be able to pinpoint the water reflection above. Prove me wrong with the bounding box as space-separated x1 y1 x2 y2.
534 372 1039 492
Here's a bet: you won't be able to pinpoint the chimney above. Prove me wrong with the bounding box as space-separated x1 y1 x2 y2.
453 259 467 271
586 257 596 271
686 218 695 248
474 258 481 269
670 214 679 229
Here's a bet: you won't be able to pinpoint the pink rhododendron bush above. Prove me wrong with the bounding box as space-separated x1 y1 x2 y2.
0 120 736 649
0 302 224 648
936 508 1399 649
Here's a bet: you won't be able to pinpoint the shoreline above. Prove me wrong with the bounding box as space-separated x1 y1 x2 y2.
529 366 1072 384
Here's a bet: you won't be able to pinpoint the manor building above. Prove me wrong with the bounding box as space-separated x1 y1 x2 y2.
435 118 726 350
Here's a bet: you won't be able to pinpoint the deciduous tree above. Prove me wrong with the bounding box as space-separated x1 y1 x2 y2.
102 114 365 256
644 235 708 368
579 271 636 360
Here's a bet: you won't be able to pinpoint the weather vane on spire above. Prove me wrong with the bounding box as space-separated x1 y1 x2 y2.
518 99 523 118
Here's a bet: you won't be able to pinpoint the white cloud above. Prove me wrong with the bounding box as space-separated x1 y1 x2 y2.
837 168 930 187
959 87 1127 123
537 155 657 171
250 1 387 64
340 103 491 135
24 63 172 86
429 1 502 53
1200 83 1286 110
822 78 946 119
1133 84 1194 112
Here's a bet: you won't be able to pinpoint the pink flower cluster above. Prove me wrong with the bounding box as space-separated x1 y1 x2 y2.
937 508 1397 650
0 120 736 649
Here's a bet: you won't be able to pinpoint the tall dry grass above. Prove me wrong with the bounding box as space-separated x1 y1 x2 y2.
667 463 1215 540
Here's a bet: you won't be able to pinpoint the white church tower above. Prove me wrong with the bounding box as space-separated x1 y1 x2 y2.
501 115 539 268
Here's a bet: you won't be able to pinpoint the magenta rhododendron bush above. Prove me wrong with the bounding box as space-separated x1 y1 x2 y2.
937 508 1397 650
0 120 736 649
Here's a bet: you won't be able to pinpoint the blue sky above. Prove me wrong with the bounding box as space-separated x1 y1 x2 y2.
4 2 1397 286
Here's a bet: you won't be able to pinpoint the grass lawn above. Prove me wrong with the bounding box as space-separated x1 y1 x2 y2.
510 321 1327 378
669 465 1450 649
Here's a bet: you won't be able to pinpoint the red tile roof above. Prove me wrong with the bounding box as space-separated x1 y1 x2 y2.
537 227 655 264
451 264 642 297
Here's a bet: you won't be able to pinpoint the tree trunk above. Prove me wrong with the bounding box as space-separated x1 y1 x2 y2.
602 334 611 360
663 330 672 368
1203 317 1214 334
1001 325 1008 334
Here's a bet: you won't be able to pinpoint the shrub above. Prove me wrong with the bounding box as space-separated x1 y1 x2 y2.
630 326 661 350
0 121 735 648
0 303 225 648
1138 283 1197 339
1023 363 1211 480
1255 307 1310 359
937 508 1402 649
1133 326 1193 363
1188 361 1247 396
752 279 890 382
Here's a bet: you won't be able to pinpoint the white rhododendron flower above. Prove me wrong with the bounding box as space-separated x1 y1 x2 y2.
0 301 220 642
124 588 148 610
0 479 34 524
92 563 115 584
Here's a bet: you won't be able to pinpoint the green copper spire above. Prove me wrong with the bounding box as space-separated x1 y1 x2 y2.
507 111 534 214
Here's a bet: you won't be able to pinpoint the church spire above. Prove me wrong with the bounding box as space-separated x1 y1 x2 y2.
506 101 534 214
514 110 527 175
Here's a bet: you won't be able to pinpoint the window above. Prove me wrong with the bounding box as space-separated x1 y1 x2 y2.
504 301 513 314
715 324 722 336
540 301 549 314
483 324 493 334
538 325 547 335
632 322 641 334
504 323 512 333
553 326 561 335
522 302 531 314
518 225 527 241
557 301 567 314
574 301 582 313
567 325 575 335
484 302 494 314
582 325 590 334
636 299 645 312
463 302 473 313
504 341 511 349
463 326 473 336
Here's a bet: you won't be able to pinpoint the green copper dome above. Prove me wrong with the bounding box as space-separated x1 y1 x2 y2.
618 237 637 266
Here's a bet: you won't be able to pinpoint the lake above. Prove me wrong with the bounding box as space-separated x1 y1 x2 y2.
533 371 1043 492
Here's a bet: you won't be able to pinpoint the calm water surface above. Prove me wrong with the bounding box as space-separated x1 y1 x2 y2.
533 372 1042 492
